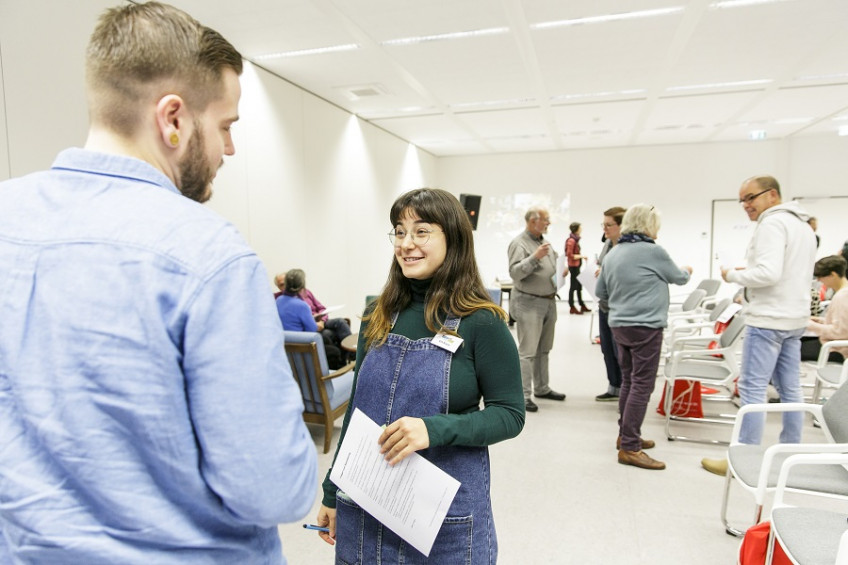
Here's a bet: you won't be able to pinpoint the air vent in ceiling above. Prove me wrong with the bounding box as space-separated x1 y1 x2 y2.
338 84 390 101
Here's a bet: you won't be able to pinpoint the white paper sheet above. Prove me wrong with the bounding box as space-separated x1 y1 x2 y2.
314 304 345 319
556 255 567 290
329 409 461 557
577 268 597 301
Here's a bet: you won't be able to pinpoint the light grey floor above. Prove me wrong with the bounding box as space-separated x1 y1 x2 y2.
276 300 825 564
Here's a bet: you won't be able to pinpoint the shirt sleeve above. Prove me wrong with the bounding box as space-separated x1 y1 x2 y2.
298 301 319 332
508 238 540 281
726 219 785 288
808 290 848 342
182 255 317 526
422 312 524 447
653 246 690 286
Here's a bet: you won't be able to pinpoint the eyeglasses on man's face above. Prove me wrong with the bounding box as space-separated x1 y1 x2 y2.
601 222 617 228
388 227 442 247
739 188 772 205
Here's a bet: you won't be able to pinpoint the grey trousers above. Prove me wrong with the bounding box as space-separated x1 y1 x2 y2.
510 291 557 399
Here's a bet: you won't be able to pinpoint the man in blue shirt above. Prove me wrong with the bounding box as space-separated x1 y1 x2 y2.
0 3 316 564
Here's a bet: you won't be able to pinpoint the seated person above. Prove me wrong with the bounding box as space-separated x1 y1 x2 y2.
276 270 344 369
274 269 352 356
803 255 848 363
273 272 286 299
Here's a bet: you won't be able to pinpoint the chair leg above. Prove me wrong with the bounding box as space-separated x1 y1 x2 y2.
721 467 746 537
323 415 333 454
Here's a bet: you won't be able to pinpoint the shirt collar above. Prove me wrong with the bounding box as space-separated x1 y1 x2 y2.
52 148 181 196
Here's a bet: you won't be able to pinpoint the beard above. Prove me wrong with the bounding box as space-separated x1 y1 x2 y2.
177 123 217 203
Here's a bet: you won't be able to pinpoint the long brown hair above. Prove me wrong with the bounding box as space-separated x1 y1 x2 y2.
364 188 506 348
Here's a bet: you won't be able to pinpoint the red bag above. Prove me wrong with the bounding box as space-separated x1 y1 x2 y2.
656 379 704 418
738 521 791 565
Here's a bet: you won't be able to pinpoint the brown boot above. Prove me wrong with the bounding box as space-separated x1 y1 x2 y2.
616 437 656 450
618 450 666 470
569 306 580 315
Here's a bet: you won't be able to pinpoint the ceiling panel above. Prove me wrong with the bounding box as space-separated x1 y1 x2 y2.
162 0 848 156
645 91 760 130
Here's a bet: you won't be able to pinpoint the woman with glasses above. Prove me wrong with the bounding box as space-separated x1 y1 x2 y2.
596 204 692 470
314 188 524 563
594 207 626 402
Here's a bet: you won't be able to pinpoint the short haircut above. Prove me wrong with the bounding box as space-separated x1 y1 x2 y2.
604 206 626 225
284 269 306 294
273 272 287 290
814 255 847 278
86 2 243 137
569 222 581 233
745 175 782 197
620 204 661 237
525 207 547 223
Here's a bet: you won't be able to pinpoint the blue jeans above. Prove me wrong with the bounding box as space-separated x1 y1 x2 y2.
738 326 805 445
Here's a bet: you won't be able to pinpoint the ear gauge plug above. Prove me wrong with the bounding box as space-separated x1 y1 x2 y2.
169 132 179 146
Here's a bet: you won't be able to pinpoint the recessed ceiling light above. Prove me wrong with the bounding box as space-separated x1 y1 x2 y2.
749 129 767 140
450 98 537 110
381 27 508 46
795 72 848 82
531 7 684 30
666 79 772 92
253 43 359 60
838 125 848 136
772 117 812 125
550 88 647 102
709 0 794 9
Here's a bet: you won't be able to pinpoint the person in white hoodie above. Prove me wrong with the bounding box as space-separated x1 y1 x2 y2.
704 177 816 476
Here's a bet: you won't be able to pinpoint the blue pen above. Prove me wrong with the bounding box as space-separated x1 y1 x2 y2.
303 524 330 533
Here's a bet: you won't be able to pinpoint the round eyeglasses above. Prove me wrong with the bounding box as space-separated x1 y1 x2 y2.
388 228 442 247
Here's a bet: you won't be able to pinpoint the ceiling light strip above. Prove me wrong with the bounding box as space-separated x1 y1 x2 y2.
253 43 359 60
666 79 772 92
381 27 509 46
531 7 684 30
709 0 794 10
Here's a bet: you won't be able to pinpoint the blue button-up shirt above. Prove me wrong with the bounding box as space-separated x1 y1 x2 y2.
0 149 317 564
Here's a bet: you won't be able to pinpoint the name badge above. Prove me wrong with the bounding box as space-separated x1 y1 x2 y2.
431 332 463 353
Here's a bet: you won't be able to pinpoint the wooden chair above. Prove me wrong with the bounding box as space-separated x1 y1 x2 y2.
284 330 355 453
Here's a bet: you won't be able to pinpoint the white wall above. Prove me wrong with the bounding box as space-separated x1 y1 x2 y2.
437 136 848 293
0 0 436 325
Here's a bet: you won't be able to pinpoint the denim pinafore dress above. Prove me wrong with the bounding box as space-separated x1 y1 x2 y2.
334 313 497 565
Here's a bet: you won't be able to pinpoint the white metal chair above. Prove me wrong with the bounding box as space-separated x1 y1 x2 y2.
721 380 848 537
664 297 734 349
766 452 848 564
662 313 746 444
811 340 848 405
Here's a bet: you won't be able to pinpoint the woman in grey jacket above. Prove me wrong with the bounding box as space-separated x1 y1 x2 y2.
596 204 692 470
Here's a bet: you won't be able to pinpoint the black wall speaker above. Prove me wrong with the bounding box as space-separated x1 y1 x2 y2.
459 194 482 230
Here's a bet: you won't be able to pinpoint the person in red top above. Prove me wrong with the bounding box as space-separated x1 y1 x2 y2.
564 222 590 315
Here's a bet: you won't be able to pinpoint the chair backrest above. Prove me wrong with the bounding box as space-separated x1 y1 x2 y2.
822 380 848 443
681 288 707 312
284 331 331 414
709 298 733 322
718 313 746 349
486 287 502 305
696 278 722 298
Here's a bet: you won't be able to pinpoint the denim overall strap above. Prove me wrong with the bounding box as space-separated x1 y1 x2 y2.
335 313 497 565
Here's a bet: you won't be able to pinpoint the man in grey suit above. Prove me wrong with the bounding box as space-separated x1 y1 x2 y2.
508 207 566 412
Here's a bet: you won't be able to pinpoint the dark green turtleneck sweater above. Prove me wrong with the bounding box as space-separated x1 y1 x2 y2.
322 278 524 508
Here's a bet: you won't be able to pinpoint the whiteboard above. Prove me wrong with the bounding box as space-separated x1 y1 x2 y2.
709 196 848 278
